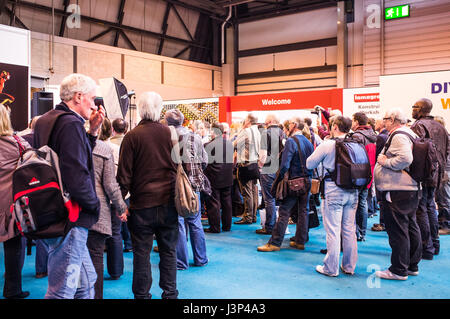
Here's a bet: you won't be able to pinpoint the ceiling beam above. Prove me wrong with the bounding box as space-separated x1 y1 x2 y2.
171 3 194 41
160 0 225 20
113 0 126 47
236 0 337 23
158 2 172 55
3 4 28 29
58 0 70 37
7 0 210 50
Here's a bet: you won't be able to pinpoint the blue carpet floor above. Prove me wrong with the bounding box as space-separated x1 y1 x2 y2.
0 214 448 299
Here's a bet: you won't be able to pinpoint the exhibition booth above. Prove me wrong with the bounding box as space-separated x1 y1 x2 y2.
218 88 343 125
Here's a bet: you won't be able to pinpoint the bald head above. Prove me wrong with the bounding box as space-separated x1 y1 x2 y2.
412 98 433 119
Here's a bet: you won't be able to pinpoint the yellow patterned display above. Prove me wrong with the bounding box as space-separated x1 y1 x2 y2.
161 102 219 124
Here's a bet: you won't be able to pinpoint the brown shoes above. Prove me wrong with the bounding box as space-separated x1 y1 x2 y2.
289 242 305 250
257 243 280 252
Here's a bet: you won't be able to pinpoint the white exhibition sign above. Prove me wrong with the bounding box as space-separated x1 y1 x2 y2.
343 87 381 119
380 70 450 130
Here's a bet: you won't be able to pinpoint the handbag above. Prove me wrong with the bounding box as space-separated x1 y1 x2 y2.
169 126 199 218
308 209 320 228
287 136 311 196
310 169 320 195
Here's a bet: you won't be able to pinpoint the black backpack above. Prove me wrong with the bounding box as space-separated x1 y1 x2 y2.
384 130 439 186
11 110 80 239
329 135 372 189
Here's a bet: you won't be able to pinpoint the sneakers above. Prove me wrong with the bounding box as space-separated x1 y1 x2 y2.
315 265 337 277
340 265 354 275
408 270 419 276
257 243 280 252
375 269 408 281
289 242 305 250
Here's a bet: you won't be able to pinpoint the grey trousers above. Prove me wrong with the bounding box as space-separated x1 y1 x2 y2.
238 178 258 223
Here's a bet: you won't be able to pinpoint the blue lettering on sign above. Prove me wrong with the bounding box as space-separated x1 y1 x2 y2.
432 82 450 94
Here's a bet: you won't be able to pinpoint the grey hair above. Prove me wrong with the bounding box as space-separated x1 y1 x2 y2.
265 113 279 124
59 73 98 102
138 91 163 121
385 108 408 124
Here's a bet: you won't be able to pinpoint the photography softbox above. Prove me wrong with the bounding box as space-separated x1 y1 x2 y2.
98 77 129 120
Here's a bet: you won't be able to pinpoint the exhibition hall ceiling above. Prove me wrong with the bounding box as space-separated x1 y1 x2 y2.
0 0 340 65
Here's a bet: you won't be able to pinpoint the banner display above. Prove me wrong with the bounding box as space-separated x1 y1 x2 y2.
219 88 343 123
343 87 381 119
0 62 29 131
380 70 450 130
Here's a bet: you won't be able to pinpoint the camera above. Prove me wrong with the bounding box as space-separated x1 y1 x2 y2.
94 97 104 107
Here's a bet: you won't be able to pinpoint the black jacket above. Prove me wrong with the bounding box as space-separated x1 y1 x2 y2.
34 102 100 229
204 136 234 189
411 116 450 185
376 129 389 158
352 126 378 146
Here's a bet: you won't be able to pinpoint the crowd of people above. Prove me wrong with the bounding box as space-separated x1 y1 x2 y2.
0 72 449 299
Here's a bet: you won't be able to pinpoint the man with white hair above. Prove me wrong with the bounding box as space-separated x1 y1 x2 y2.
33 73 105 299
117 91 179 299
374 108 422 281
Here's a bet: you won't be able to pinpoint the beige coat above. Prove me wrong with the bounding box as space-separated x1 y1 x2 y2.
0 135 30 242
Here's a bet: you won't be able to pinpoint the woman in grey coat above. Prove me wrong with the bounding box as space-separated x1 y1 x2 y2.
87 118 128 299
0 104 31 299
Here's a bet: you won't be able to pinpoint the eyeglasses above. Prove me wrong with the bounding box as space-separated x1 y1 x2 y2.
412 105 419 109
382 117 392 121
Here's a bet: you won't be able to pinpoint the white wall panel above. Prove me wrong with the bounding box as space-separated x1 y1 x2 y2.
363 0 450 86
239 7 337 50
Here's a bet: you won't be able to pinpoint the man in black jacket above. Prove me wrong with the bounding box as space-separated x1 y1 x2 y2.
34 73 104 299
256 114 284 235
204 123 234 233
411 98 449 258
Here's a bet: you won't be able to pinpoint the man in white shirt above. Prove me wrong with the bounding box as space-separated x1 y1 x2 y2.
233 113 261 224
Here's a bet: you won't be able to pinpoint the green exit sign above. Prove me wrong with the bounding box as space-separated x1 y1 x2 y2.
385 4 410 20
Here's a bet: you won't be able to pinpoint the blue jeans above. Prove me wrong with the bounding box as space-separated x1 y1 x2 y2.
322 181 359 275
106 209 124 278
355 188 368 239
177 192 208 270
35 239 49 274
260 173 277 232
43 226 97 299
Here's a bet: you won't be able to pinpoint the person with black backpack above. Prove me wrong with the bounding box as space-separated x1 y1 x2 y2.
374 108 422 281
306 116 361 277
33 73 105 299
411 98 449 259
350 112 378 242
